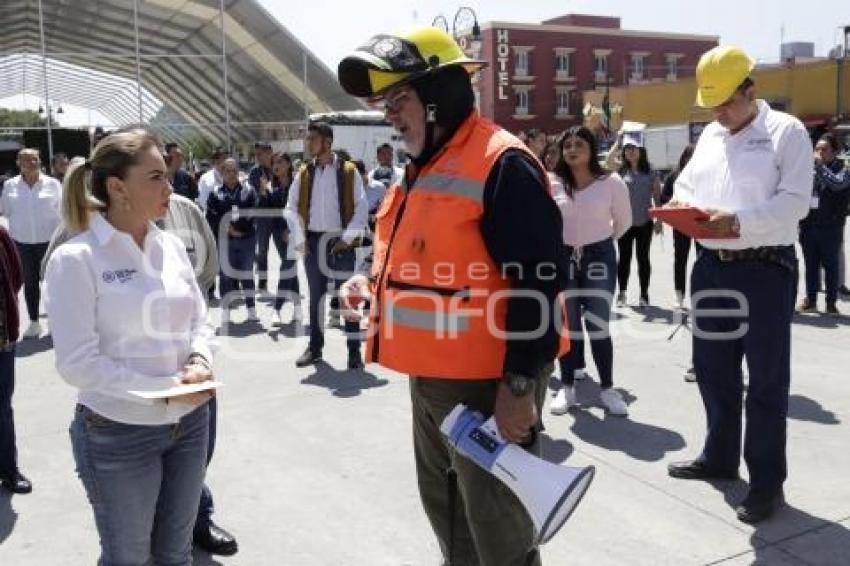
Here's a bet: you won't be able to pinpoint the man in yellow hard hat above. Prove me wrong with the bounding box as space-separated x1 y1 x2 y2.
337 27 570 564
666 46 813 523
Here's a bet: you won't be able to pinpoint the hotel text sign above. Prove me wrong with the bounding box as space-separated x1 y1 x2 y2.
496 29 510 100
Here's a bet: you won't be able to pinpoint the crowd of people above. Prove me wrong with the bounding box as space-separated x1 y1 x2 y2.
0 31 848 564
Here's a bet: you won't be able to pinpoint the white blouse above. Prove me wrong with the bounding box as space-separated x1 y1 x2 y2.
45 214 214 425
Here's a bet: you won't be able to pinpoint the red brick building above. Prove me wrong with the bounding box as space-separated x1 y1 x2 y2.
470 14 718 134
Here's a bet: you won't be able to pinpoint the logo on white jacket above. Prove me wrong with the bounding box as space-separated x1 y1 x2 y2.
102 269 138 284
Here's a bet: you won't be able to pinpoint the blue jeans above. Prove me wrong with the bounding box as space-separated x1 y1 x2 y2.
255 218 274 291
220 235 257 310
71 404 210 566
0 347 18 478
691 247 797 495
800 222 843 304
558 239 617 388
271 227 301 311
304 232 360 353
195 397 217 535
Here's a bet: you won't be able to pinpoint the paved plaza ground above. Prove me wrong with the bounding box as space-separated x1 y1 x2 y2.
1 223 849 565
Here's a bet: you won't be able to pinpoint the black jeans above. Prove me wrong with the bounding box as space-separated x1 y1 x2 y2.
14 241 48 322
800 222 844 305
304 232 359 354
673 229 693 295
0 347 18 478
617 221 653 298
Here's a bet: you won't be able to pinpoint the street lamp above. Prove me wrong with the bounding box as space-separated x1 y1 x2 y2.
433 7 481 54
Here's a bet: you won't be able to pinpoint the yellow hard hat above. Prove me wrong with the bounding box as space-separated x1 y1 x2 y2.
338 27 487 98
695 46 755 108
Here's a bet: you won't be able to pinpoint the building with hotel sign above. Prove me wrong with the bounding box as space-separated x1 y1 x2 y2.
471 13 718 134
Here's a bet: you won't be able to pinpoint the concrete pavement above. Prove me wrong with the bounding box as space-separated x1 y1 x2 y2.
1 225 849 565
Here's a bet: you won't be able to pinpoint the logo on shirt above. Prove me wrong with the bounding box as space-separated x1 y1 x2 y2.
102 269 137 284
744 138 772 151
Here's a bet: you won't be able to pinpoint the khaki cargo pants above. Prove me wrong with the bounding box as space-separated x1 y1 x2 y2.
410 376 548 566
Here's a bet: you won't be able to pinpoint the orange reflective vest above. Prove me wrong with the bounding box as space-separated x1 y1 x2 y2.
366 112 569 379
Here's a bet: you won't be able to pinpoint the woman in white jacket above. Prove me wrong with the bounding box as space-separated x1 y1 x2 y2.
44 129 215 566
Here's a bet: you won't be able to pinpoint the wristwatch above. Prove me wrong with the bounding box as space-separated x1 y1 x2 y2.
504 371 535 397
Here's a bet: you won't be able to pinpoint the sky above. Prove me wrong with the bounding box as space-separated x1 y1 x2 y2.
4 0 848 128
261 0 850 70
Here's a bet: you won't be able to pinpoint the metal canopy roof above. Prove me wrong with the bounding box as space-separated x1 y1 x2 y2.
0 0 362 147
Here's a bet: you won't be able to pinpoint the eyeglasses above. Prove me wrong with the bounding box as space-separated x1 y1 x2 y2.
369 87 412 114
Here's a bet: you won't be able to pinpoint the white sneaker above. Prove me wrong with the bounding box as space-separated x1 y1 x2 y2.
616 292 627 308
573 369 589 380
675 291 686 311
683 367 697 382
221 310 231 327
273 309 284 326
246 307 260 322
23 321 41 339
550 385 577 415
600 388 628 416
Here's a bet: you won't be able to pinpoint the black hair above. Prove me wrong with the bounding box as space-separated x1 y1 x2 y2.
619 145 652 175
525 128 543 140
818 132 841 153
542 140 560 172
376 143 393 153
210 147 228 161
52 152 68 164
270 151 292 185
164 142 180 154
308 122 334 141
676 144 695 173
736 77 755 94
335 148 352 162
553 126 608 198
352 159 367 176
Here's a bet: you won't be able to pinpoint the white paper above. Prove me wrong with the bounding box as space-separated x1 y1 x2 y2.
129 381 224 400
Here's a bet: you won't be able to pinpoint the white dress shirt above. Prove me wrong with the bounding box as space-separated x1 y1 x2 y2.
0 174 62 243
674 100 813 249
285 153 368 247
196 168 222 211
367 165 404 188
44 214 215 425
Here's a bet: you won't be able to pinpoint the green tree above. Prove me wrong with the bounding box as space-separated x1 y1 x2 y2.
0 108 47 128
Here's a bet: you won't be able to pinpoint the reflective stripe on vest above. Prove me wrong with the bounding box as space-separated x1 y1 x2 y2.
366 112 570 380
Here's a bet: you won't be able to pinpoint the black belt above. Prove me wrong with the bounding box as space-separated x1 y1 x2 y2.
703 245 795 270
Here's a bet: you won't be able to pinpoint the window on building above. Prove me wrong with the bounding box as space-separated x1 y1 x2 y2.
594 52 609 83
666 55 680 81
515 50 529 77
515 90 530 115
556 88 572 116
631 53 646 81
554 49 573 79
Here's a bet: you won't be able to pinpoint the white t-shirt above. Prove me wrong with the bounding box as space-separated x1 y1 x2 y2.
0 174 62 243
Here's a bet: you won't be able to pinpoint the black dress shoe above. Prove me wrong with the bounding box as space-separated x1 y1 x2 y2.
668 460 738 481
0 471 33 494
347 350 364 370
736 490 784 524
194 521 238 556
295 348 322 367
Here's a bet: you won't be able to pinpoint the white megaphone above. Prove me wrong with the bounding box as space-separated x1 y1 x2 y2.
440 404 595 545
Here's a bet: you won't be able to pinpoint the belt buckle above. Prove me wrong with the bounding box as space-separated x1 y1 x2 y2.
718 249 733 262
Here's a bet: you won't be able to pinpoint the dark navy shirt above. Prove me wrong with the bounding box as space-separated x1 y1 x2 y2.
205 182 258 238
170 169 198 201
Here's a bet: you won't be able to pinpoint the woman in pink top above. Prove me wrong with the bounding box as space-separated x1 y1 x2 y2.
549 126 632 416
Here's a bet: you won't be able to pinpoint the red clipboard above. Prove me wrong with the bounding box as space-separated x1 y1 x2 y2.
649 207 740 240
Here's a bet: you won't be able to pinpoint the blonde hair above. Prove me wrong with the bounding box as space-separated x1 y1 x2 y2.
62 128 161 233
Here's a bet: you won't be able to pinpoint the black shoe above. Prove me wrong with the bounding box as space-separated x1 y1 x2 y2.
825 302 840 316
668 460 738 481
736 490 784 524
194 521 238 556
295 348 322 367
839 285 850 297
347 350 364 370
0 471 32 494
